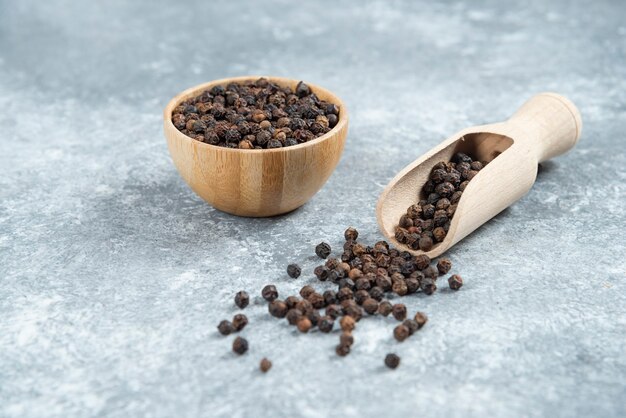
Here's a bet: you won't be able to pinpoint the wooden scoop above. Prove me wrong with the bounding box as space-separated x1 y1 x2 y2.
376 93 582 258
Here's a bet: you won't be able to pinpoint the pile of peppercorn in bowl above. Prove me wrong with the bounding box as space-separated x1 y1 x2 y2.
163 76 349 217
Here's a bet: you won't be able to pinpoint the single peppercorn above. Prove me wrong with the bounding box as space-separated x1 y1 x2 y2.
315 242 332 259
318 316 335 333
385 353 400 369
335 344 350 357
299 285 315 299
285 295 299 309
378 301 393 316
421 278 437 295
393 324 410 342
217 320 234 336
232 336 249 355
391 304 407 321
437 258 452 275
261 284 278 302
340 315 356 332
326 304 343 319
286 308 303 325
296 316 312 333
323 289 337 305
314 265 330 281
339 332 354 347
307 292 325 309
234 291 249 309
287 264 301 279
414 312 428 328
232 314 248 331
448 274 464 290
260 358 272 373
344 227 359 241
362 298 379 315
268 300 288 318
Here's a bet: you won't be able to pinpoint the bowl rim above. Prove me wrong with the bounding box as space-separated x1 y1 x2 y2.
163 75 349 154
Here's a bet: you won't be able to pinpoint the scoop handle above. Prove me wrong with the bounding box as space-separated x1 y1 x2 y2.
506 93 582 163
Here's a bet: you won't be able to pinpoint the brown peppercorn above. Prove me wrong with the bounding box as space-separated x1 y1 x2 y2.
448 274 464 290
342 300 363 321
354 289 370 305
318 316 335 333
335 344 350 357
391 304 407 321
325 304 343 319
286 308 303 325
385 353 400 369
307 292 325 309
421 278 437 295
340 315 356 332
392 279 408 296
232 336 249 355
260 358 272 373
234 291 249 309
299 285 315 299
339 332 354 347
268 300 288 318
378 301 393 316
337 287 354 301
437 258 452 275
285 295 299 309
296 316 312 333
393 324 410 342
315 242 332 259
368 286 384 301
217 320 234 336
403 319 419 335
344 227 358 241
232 314 248 331
295 299 313 313
287 264 301 278
261 285 278 302
433 227 447 242
414 312 428 328
362 298 379 315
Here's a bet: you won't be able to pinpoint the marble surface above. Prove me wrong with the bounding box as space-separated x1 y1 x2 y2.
1 1 625 417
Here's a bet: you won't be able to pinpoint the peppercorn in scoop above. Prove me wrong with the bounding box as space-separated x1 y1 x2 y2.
171 78 340 149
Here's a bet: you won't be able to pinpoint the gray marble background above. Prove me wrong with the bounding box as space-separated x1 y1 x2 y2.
1 1 625 417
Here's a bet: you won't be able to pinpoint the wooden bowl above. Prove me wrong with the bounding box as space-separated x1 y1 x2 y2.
163 76 349 217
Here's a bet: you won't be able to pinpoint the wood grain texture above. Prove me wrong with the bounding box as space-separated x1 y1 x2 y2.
377 93 582 258
163 76 349 217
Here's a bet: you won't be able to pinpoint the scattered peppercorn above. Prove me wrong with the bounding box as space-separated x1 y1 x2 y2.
414 312 428 328
286 309 303 325
297 316 313 333
340 332 354 347
393 324 410 342
234 290 249 309
233 336 249 355
403 319 419 335
394 153 487 250
232 314 248 331
437 258 452 275
217 320 234 336
268 300 288 318
315 242 332 259
378 301 393 316
171 78 340 149
287 263 301 278
261 284 278 302
340 315 356 332
299 285 315 299
448 274 464 290
362 298 379 315
260 358 272 373
335 344 350 357
318 316 335 333
392 304 407 321
344 227 359 241
385 353 400 369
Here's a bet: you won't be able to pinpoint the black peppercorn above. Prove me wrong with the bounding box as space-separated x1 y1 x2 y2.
233 336 249 355
261 285 278 302
217 320 234 336
285 295 299 309
326 304 343 319
385 353 400 369
448 274 463 290
318 316 335 333
393 324 410 342
315 242 332 259
287 264 301 278
232 314 248 331
391 304 407 321
378 301 393 316
234 290 249 309
268 300 288 318
344 227 358 241
421 278 437 295
314 265 330 281
437 258 452 275
335 344 350 357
